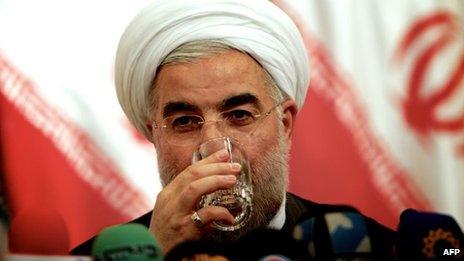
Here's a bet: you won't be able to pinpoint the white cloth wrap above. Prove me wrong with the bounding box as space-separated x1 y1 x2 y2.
115 0 310 140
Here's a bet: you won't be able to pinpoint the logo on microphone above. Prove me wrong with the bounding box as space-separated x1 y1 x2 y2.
422 228 461 258
103 244 160 260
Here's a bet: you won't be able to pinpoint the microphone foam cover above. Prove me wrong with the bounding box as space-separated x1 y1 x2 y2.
92 223 162 261
325 212 371 254
397 209 464 259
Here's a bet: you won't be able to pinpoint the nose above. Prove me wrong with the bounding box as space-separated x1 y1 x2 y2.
199 121 225 143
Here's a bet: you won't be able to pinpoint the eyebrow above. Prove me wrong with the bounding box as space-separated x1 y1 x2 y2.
162 102 200 118
218 93 261 111
162 92 262 118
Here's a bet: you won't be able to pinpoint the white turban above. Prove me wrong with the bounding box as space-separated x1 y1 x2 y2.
115 0 310 140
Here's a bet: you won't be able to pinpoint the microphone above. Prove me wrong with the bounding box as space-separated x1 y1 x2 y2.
91 223 163 261
258 255 292 261
396 209 464 260
164 239 231 261
292 207 393 260
235 228 307 260
165 228 304 261
8 207 69 255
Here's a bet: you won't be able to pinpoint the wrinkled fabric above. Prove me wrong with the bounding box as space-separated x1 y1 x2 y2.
115 0 310 140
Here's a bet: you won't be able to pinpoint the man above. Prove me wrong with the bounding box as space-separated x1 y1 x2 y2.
72 0 395 257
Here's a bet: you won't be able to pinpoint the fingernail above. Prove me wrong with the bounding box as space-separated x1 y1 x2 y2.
230 163 241 171
225 175 237 183
218 149 229 160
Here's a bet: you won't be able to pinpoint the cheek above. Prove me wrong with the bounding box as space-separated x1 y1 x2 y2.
157 142 196 172
245 120 281 165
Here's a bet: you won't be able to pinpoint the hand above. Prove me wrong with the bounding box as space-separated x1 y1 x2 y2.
148 149 241 253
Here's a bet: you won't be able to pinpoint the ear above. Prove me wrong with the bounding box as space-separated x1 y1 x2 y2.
280 99 298 142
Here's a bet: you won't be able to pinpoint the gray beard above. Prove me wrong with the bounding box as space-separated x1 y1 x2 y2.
158 133 289 243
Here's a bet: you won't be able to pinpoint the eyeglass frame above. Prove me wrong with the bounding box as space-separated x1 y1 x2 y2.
151 101 283 143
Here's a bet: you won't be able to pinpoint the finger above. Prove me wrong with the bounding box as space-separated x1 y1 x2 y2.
174 161 241 189
179 174 237 210
195 149 230 166
188 161 241 180
194 206 235 230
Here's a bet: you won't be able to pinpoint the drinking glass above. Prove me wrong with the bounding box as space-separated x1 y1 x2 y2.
192 137 253 231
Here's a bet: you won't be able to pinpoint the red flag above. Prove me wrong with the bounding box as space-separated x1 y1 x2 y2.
276 0 463 228
0 56 151 248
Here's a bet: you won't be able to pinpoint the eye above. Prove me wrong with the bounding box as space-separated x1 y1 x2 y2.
170 115 202 132
173 116 192 126
225 109 254 126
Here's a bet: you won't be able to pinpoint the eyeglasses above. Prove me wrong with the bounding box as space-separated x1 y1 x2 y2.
152 102 281 146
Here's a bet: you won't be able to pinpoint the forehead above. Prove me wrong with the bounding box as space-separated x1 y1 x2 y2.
153 50 272 113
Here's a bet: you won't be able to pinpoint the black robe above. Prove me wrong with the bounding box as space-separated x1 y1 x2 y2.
71 192 396 259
